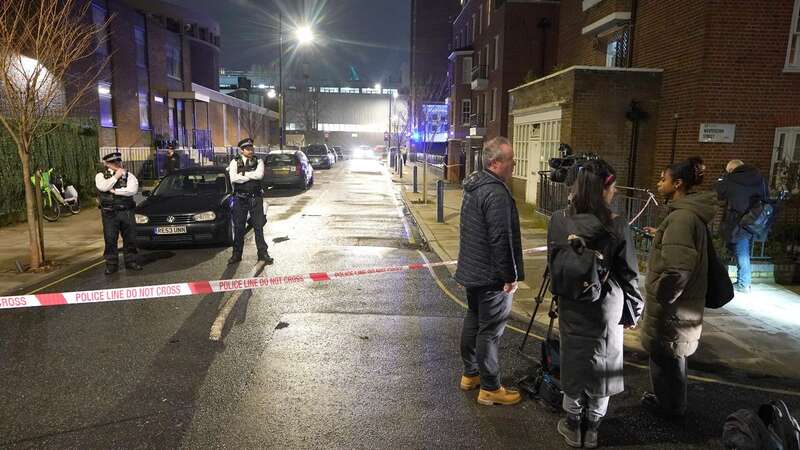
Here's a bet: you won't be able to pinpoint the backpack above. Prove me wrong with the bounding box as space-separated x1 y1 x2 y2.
705 227 735 309
740 199 775 241
549 214 610 303
722 401 800 450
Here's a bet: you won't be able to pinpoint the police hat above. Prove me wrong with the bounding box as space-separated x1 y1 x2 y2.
102 152 122 163
238 138 254 150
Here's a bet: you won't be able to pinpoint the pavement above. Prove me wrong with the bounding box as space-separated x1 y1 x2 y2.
392 161 800 382
0 158 797 449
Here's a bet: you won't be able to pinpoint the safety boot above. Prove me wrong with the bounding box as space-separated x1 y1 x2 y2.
459 375 480 391
477 386 521 406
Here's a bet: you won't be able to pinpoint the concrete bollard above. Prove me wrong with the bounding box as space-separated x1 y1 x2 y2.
436 180 445 223
413 166 418 193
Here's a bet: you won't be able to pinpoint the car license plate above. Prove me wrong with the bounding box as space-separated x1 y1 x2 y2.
155 226 187 235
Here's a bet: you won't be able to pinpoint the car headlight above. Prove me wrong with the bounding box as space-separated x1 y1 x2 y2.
193 211 216 222
135 214 149 224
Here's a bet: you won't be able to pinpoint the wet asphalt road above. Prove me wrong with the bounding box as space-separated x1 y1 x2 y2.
0 159 797 449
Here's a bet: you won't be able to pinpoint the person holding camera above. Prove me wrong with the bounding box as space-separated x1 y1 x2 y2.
547 159 643 448
714 159 768 294
455 137 524 407
640 157 716 418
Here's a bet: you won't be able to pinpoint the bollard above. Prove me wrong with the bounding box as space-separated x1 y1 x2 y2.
413 166 418 193
436 180 445 223
398 153 403 178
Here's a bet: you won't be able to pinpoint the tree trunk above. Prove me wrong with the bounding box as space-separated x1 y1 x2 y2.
34 171 46 263
20 148 42 269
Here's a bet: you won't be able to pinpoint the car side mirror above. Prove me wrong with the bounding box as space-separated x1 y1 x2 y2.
142 190 151 197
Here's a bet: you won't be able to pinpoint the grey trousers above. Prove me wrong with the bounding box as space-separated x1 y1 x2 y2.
563 392 610 422
649 350 688 415
460 284 512 391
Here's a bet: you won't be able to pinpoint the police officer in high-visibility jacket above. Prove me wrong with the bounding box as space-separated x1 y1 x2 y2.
96 152 143 275
227 138 273 265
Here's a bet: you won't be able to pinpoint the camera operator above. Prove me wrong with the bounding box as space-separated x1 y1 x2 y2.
714 159 768 294
547 159 643 448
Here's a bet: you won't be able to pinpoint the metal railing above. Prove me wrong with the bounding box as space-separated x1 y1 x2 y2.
469 113 485 128
471 64 488 82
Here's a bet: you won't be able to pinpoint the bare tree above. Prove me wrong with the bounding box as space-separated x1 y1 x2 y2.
390 99 411 152
0 0 110 269
240 105 270 144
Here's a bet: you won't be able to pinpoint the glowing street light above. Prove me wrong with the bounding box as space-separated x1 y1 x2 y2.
295 26 314 45
267 89 277 99
393 91 399 99
257 83 267 89
374 83 382 92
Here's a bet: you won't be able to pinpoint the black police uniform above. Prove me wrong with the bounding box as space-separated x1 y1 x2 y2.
229 138 272 264
96 153 142 274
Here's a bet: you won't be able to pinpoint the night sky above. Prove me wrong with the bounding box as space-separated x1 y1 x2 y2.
167 0 411 85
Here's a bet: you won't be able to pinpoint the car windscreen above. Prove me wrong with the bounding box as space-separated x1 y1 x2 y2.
266 154 296 166
154 173 228 196
304 146 328 156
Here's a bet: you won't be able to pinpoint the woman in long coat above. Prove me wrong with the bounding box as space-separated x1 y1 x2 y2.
547 159 643 448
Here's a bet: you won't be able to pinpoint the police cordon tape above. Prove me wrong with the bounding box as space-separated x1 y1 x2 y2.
0 246 550 310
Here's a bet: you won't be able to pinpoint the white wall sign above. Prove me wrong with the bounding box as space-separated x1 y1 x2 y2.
699 123 736 143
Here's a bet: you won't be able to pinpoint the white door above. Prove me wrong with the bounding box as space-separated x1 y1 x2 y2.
526 140 542 204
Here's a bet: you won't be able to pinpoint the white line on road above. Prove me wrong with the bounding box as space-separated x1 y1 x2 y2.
209 261 266 341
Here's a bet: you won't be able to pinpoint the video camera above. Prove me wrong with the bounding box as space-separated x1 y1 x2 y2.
547 144 599 185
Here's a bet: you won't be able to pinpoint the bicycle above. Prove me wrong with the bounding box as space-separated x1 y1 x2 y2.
31 169 81 222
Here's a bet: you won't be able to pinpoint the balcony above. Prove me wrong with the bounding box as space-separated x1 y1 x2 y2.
469 114 486 137
471 65 488 91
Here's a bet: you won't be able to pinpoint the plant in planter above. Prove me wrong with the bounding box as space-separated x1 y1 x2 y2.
766 223 800 285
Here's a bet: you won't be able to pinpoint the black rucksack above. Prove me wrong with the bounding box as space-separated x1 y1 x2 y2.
549 215 610 303
740 199 775 241
723 401 800 450
705 227 735 309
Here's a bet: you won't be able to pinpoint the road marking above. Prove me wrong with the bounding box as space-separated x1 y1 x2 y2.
209 261 266 341
418 250 800 397
24 259 106 295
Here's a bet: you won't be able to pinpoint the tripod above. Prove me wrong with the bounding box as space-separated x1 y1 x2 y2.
519 266 557 354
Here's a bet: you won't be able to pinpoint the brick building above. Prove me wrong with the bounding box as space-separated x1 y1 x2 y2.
410 0 461 157
86 0 277 174
508 0 800 207
446 0 560 181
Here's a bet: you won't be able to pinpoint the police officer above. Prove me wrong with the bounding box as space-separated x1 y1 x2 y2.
96 152 142 275
164 142 180 175
227 138 273 265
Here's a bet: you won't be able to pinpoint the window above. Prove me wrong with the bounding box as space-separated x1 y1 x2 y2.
787 0 800 70
341 87 359 94
605 28 630 68
472 14 476 42
770 128 800 194
92 2 113 127
461 99 471 125
320 87 339 93
166 34 182 80
97 81 114 128
479 5 483 35
494 36 500 70
512 123 537 179
485 44 490 68
134 23 150 130
462 56 472 84
487 0 491 27
490 88 497 122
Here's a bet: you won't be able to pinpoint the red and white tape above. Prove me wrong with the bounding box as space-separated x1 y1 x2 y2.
0 246 548 310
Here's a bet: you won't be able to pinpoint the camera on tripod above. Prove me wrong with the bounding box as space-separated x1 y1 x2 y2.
547 144 599 185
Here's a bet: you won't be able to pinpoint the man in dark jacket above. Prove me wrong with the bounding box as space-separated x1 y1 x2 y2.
164 144 180 175
714 160 768 293
455 137 524 406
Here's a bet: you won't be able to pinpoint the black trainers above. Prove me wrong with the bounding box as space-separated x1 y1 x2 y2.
641 392 684 418
125 262 143 271
258 254 274 264
105 265 118 275
557 415 582 448
228 255 242 265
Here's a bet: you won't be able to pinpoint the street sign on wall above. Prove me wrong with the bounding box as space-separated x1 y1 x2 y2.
699 123 736 143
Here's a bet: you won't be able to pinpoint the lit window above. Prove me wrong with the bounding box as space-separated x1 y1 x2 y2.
770 128 800 194
98 81 114 127
786 0 800 69
461 99 471 126
166 34 182 80
320 87 339 93
341 87 359 94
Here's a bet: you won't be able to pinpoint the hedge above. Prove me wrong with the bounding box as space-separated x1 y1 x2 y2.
0 119 99 217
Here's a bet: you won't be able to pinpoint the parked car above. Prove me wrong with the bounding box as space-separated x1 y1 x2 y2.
303 144 335 169
135 167 236 246
333 145 345 161
265 150 314 190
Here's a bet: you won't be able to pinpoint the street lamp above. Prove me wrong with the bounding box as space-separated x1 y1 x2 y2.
375 83 382 93
267 89 277 99
277 14 315 149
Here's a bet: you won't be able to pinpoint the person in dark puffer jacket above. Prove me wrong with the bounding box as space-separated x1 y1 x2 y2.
455 136 524 407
